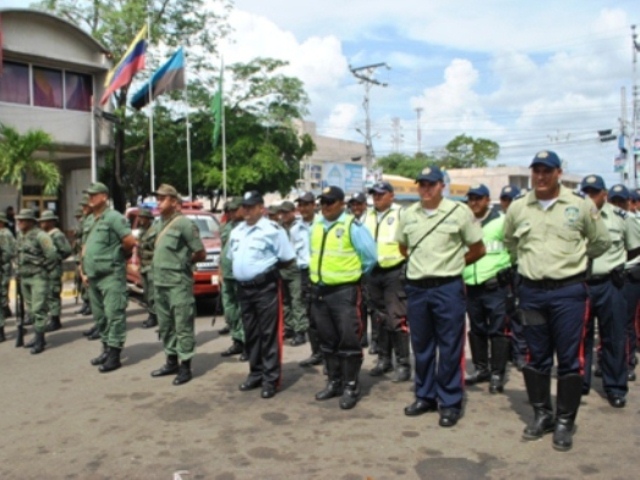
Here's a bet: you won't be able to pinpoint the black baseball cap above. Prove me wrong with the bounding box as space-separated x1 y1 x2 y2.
319 186 345 202
241 190 264 206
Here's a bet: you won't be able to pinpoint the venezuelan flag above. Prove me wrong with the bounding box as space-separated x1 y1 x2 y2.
100 25 147 105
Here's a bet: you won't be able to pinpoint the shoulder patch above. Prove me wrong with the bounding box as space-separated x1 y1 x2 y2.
613 208 628 220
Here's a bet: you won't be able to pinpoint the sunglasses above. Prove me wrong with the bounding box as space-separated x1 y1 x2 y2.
320 198 337 206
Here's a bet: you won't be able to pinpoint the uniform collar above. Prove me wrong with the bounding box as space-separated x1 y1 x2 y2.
525 184 571 205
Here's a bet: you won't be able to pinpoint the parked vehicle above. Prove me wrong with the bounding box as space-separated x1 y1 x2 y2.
125 201 222 298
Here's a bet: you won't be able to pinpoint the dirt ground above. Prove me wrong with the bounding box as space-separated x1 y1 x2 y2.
0 298 638 479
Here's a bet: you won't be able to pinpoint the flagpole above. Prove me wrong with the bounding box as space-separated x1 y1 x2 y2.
147 2 156 193
90 96 97 182
184 51 193 200
221 57 227 203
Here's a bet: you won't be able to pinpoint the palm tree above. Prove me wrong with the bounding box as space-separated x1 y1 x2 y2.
0 124 61 208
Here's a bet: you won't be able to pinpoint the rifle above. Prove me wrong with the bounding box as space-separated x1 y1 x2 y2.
14 276 25 348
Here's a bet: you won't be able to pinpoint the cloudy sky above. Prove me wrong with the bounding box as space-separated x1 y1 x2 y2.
221 0 640 185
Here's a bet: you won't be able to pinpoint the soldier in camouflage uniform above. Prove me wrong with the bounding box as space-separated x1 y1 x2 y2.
0 213 16 343
137 208 158 329
15 209 57 354
77 196 94 320
38 211 73 332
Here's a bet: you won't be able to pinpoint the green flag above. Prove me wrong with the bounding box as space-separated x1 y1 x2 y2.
211 71 223 150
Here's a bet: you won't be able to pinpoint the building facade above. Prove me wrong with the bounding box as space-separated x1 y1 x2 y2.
0 9 113 231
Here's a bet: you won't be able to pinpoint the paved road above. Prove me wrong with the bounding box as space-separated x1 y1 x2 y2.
0 299 638 479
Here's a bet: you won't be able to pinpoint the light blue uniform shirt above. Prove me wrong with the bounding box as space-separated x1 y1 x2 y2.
227 217 296 282
317 211 378 274
285 219 310 269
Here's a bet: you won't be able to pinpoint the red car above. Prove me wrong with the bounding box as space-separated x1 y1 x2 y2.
125 201 222 298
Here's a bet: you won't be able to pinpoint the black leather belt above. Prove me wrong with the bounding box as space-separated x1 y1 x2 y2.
371 262 405 274
466 277 499 291
586 274 611 286
237 268 278 288
406 276 460 289
521 273 585 290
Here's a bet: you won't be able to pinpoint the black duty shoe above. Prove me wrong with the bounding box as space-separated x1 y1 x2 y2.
489 373 505 394
369 359 393 377
628 370 637 382
239 351 249 362
607 394 626 408
290 332 307 346
87 329 101 341
522 410 555 440
98 348 122 373
239 378 262 391
299 353 323 367
82 325 97 337
315 381 343 401
151 358 180 377
392 365 411 383
404 399 438 416
339 382 361 410
465 368 491 385
439 409 461 428
173 362 192 386
261 385 276 399
221 341 244 357
91 344 110 366
142 315 158 329
45 316 62 332
552 420 576 452
218 326 230 335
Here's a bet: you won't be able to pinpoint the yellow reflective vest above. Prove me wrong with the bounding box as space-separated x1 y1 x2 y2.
364 207 405 268
310 215 362 285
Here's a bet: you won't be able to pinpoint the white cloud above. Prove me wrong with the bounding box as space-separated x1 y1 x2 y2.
322 103 360 139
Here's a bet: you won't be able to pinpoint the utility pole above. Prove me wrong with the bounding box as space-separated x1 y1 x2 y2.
620 86 628 184
632 25 640 188
391 117 403 152
415 107 423 154
350 63 389 174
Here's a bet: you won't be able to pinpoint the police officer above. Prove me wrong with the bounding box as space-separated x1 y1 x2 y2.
463 184 512 394
348 191 375 352
38 210 72 332
0 212 16 342
278 200 310 346
311 186 377 410
15 209 57 354
580 177 639 408
504 151 610 451
608 185 640 382
220 198 247 359
137 208 158 329
149 184 206 385
296 192 324 368
364 181 411 382
228 191 295 399
397 166 485 427
499 185 521 214
78 195 94 321
267 205 280 223
82 182 136 373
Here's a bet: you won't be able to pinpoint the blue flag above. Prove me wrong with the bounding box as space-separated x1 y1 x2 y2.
131 48 185 109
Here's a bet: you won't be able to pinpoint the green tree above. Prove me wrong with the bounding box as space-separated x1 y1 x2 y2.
0 124 61 207
37 0 232 211
375 152 437 179
438 134 499 169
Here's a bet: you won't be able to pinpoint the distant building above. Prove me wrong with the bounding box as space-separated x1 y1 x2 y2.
447 166 582 201
0 9 113 231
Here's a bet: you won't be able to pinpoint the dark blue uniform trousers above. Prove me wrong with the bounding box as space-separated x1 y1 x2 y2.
518 282 588 376
583 280 628 396
623 280 640 371
466 284 508 337
405 278 466 411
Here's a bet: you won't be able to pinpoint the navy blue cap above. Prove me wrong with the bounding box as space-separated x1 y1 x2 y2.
241 190 264 206
608 184 630 201
631 190 640 202
348 192 367 204
415 166 444 183
580 175 606 192
530 150 562 169
466 183 490 198
368 181 394 194
499 185 521 199
319 186 345 202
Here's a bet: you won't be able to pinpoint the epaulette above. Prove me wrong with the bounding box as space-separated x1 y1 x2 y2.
572 191 583 198
613 207 628 220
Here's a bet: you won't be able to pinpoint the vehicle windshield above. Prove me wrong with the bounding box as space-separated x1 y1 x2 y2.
187 214 220 239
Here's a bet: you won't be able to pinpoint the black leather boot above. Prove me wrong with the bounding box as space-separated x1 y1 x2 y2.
221 340 244 357
392 331 411 382
45 316 62 332
87 327 101 341
522 366 555 440
370 329 393 376
489 336 511 394
173 359 193 386
82 325 97 337
339 356 363 410
315 354 343 400
465 331 491 385
151 355 179 377
0 326 5 343
91 343 110 366
99 347 122 373
552 373 583 451
142 313 158 329
25 332 46 349
82 303 92 316
299 328 323 366
30 331 46 355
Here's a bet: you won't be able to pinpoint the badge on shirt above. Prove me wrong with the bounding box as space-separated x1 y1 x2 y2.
335 228 345 239
564 206 579 226
387 216 395 226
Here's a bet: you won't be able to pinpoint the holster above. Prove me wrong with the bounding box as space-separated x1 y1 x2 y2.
611 266 625 289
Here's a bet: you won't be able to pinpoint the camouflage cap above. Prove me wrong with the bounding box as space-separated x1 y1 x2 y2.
38 210 58 222
267 205 280 215
80 194 90 206
84 182 109 195
278 200 296 212
225 197 242 211
15 208 38 222
0 212 8 223
74 208 84 217
138 207 154 219
154 183 179 197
